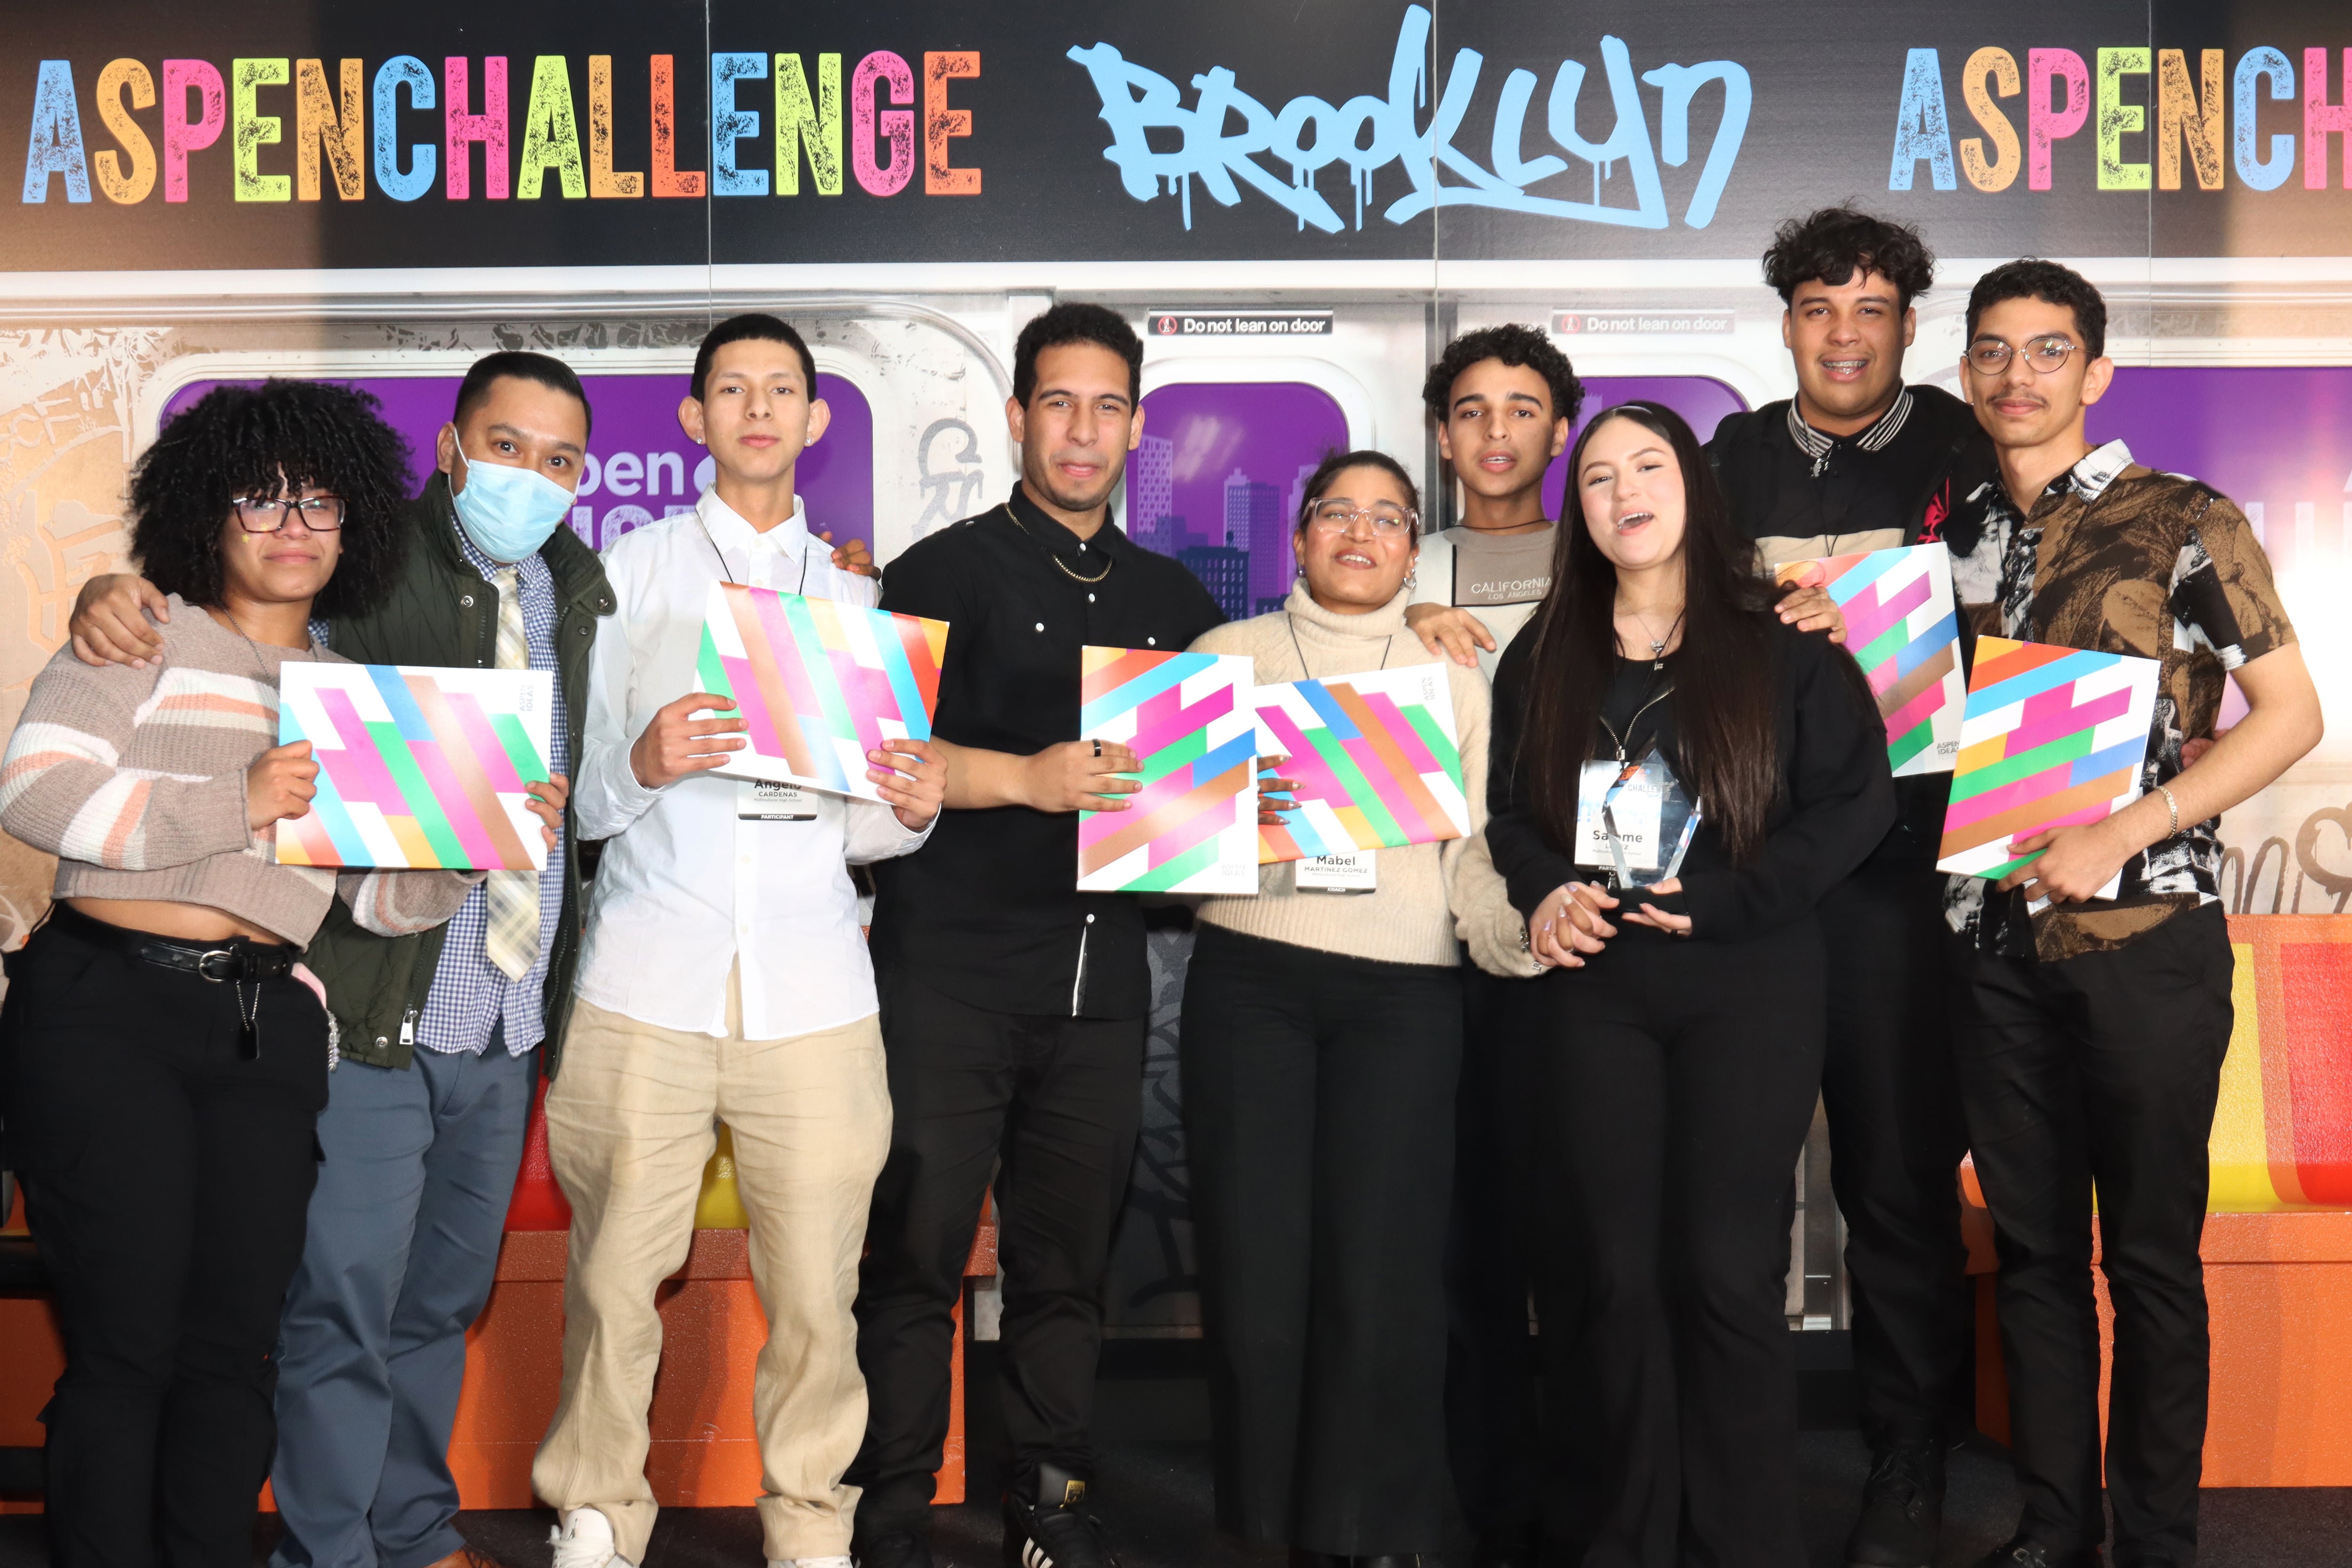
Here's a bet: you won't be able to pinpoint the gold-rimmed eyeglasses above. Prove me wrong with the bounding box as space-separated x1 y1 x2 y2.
1965 335 2081 376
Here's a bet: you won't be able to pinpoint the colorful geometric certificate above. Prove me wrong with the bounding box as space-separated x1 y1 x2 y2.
1774 544 1963 776
696 582 947 804
1935 637 2159 891
1076 646 1258 894
275 663 553 871
1254 665 1469 864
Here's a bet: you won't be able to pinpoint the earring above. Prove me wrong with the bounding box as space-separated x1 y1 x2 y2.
693 436 705 446
1405 567 1418 590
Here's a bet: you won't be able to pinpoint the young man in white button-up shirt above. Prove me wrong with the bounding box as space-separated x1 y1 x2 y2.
534 316 946 1568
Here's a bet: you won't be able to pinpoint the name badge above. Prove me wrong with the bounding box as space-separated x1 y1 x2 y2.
738 779 817 821
1295 850 1377 892
1573 759 1661 871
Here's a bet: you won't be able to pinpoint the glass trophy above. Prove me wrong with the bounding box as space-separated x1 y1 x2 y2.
1599 743 1701 891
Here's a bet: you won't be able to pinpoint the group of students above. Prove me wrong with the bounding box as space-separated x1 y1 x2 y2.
0 204 2322 1568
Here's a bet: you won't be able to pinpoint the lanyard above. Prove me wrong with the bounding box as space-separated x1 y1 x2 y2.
1285 614 1391 680
699 514 812 595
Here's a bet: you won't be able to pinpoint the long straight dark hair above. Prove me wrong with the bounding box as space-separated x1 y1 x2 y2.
1518 402 1781 862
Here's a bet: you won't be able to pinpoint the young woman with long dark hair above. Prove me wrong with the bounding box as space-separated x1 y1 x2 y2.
1179 451 1534 1568
1486 403 1893 1566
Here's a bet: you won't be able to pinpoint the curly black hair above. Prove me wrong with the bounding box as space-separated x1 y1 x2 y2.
1762 206 1936 311
131 379 413 621
1421 323 1583 426
1966 258 2108 361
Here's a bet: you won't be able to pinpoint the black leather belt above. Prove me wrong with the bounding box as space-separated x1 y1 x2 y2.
46 901 297 982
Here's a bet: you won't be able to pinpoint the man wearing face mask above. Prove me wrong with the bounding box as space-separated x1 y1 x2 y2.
68 354 614 1568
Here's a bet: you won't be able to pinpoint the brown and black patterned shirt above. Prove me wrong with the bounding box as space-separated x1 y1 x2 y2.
1942 440 2295 960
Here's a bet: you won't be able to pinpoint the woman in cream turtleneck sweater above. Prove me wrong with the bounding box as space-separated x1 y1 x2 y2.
1177 450 1533 1568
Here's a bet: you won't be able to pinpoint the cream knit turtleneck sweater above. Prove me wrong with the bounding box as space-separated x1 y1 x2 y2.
1186 581 1537 978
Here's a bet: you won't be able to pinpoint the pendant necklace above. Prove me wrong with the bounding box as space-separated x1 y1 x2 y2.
1620 604 1685 669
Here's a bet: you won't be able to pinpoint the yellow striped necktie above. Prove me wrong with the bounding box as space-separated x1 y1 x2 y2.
483 566 540 981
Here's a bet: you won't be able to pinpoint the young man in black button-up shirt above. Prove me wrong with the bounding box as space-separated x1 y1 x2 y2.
850 304 1223 1568
1706 209 1995 1568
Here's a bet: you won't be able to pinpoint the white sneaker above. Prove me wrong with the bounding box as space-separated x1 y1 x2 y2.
768 1559 853 1568
549 1508 636 1568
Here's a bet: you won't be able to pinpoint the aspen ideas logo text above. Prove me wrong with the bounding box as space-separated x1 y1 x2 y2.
1067 4 1751 234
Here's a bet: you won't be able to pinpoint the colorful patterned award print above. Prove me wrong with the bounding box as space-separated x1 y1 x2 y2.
275 664 554 871
1076 646 1259 894
696 582 948 803
1254 665 1469 864
1774 543 1963 776
1936 636 2159 891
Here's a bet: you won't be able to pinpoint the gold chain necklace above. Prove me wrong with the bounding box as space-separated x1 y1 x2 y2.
1001 503 1113 585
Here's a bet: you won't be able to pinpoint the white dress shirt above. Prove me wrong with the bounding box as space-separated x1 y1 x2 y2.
574 488 931 1040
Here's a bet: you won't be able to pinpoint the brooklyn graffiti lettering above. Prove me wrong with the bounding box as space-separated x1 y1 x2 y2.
1065 4 1751 234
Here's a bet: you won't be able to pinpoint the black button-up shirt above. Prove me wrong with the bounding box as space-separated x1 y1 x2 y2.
870 488 1226 1019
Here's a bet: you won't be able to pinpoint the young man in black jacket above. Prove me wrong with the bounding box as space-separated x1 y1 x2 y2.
1707 209 1995 1568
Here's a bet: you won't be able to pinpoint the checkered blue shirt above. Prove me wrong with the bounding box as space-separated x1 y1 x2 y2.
412 527 570 1057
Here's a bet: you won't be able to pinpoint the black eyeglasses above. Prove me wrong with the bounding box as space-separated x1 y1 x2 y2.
230 495 345 533
1965 335 2080 375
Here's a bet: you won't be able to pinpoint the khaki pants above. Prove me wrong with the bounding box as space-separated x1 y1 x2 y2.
532 971 891 1562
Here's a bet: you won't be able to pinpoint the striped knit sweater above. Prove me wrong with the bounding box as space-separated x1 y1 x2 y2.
0 595 478 947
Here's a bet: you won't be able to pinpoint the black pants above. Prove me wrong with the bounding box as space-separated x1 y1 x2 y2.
849 967 1146 1534
1443 964 1547 1545
1532 919 1825 1568
0 915 330 1568
1951 903 2233 1566
1178 926 1462 1557
1819 863 1973 1447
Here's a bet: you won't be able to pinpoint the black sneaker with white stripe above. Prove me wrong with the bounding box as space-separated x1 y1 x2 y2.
1001 1464 1117 1568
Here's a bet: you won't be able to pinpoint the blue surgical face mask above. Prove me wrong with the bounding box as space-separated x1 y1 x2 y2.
448 434 575 562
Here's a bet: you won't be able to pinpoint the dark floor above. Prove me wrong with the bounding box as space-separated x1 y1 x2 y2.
4 1346 2348 1568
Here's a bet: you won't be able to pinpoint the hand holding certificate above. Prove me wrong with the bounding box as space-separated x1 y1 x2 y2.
694 581 948 804
275 663 555 871
1935 636 2159 904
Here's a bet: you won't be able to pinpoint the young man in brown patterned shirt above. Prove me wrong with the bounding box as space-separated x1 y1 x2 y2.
1939 261 2322 1568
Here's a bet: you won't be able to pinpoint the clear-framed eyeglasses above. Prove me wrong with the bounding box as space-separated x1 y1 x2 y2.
1305 499 1417 537
1965 335 2081 376
230 494 346 533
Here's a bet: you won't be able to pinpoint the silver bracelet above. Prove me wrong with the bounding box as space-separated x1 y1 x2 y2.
2155 783 2179 837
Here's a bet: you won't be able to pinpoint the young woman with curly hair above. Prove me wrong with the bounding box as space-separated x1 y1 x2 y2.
0 379 540 1568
